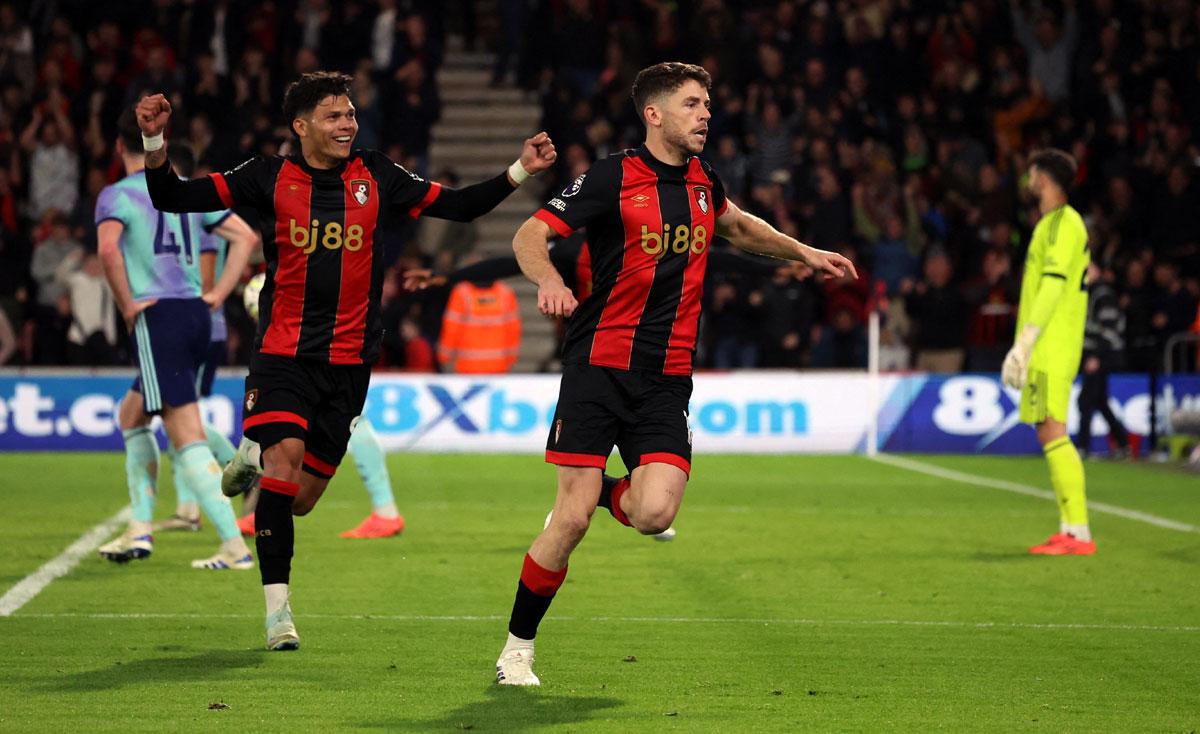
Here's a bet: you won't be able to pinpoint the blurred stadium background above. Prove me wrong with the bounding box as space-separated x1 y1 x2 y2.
0 1 1198 731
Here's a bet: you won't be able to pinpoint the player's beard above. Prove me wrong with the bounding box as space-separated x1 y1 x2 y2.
664 119 706 157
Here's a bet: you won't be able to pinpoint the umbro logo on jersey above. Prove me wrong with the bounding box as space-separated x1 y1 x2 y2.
694 187 708 214
632 193 651 208
351 179 371 206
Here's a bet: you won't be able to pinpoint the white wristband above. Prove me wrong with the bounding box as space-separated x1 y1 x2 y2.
142 133 164 152
507 160 532 185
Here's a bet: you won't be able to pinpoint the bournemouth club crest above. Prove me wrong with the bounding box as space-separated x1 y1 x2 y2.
245 389 259 412
351 179 371 206
694 187 709 214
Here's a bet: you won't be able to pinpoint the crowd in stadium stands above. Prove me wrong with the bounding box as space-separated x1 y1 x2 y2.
0 0 1197 374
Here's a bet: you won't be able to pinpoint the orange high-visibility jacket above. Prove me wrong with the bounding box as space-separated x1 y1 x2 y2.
437 281 521 373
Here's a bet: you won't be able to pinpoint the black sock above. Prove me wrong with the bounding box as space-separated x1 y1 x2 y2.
597 474 627 512
508 581 556 640
507 554 567 640
255 484 295 586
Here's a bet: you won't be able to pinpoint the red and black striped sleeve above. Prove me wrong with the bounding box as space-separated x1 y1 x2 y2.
145 155 273 213
532 156 621 238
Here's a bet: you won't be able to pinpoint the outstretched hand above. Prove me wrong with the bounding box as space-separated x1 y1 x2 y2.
135 94 172 137
402 268 446 291
519 131 557 176
802 247 858 281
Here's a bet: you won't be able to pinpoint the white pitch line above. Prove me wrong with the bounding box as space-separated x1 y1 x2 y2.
6 611 1198 633
0 507 130 617
869 453 1199 534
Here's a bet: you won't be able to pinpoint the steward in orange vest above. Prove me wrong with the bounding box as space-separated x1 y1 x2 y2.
437 280 521 373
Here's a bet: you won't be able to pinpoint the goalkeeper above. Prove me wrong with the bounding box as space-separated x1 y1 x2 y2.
1002 149 1094 556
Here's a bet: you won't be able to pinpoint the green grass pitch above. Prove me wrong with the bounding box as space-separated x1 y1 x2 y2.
0 452 1197 732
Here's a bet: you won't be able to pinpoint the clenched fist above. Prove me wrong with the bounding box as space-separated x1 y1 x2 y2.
518 131 557 177
135 94 173 137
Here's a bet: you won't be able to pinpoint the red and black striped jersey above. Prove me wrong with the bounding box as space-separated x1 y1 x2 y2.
210 150 438 364
147 148 516 365
534 145 727 376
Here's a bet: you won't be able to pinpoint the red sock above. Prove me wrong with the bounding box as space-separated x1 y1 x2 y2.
609 477 632 527
520 553 567 596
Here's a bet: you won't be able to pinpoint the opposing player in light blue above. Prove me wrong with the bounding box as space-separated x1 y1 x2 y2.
96 110 259 569
154 147 244 534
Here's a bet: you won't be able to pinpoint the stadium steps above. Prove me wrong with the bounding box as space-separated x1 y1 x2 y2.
428 39 557 372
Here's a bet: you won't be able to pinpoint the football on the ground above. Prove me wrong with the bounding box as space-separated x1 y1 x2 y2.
243 272 266 322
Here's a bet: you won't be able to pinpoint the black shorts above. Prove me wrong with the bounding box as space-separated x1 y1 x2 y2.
546 362 693 476
241 352 371 478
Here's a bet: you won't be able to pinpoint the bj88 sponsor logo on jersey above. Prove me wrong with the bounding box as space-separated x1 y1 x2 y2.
639 223 709 260
288 218 366 254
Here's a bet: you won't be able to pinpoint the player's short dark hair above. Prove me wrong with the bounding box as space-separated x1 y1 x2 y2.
117 107 143 154
282 71 354 131
1029 149 1077 192
631 62 712 123
167 143 195 178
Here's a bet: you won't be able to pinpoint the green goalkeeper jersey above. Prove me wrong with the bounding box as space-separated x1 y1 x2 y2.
1016 204 1090 376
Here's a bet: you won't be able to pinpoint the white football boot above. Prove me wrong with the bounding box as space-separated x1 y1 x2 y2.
98 530 153 563
221 437 262 498
543 510 675 541
266 602 300 651
496 647 540 686
190 547 254 570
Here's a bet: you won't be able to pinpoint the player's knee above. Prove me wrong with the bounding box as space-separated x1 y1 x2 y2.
1037 422 1066 446
291 497 315 516
550 510 591 541
635 506 677 535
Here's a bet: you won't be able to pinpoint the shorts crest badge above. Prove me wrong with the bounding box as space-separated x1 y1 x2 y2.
351 179 371 206
245 389 259 412
554 418 563 445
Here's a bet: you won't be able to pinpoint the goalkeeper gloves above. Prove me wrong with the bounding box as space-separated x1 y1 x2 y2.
1001 325 1041 389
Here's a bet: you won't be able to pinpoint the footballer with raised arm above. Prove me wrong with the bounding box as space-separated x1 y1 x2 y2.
1001 149 1094 555
95 115 258 571
493 61 856 686
135 70 557 651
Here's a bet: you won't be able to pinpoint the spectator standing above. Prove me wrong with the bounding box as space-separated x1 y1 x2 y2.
906 250 968 372
20 95 79 219
65 252 117 365
1077 261 1132 458
1010 0 1079 103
